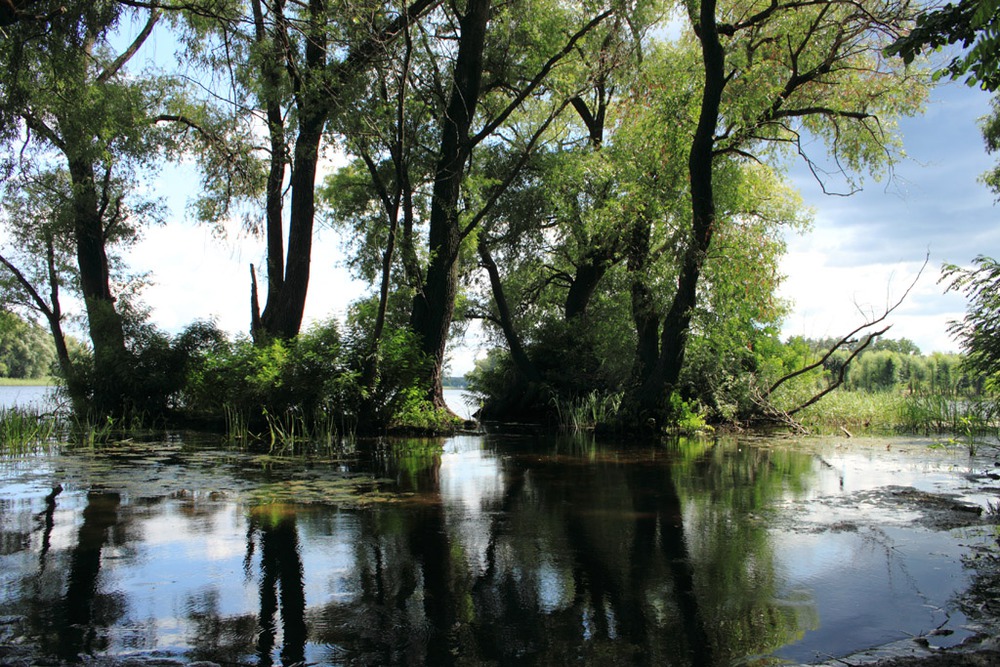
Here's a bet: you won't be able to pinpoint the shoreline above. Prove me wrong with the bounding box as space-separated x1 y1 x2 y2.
0 378 56 387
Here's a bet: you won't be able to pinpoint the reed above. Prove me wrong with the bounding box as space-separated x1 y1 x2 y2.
0 406 58 454
552 391 622 431
793 389 1000 440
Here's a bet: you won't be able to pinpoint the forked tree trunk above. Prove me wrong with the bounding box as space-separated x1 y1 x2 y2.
409 0 491 408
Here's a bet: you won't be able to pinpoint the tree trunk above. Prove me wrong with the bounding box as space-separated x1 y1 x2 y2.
627 218 659 383
250 0 287 343
258 0 326 341
564 257 610 320
409 0 491 408
629 0 724 417
68 155 129 415
260 116 323 339
479 239 542 384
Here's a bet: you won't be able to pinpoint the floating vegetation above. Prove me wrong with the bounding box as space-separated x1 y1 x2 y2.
248 475 407 508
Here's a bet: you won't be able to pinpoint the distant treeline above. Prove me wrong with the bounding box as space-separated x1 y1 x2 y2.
0 310 57 379
787 336 981 396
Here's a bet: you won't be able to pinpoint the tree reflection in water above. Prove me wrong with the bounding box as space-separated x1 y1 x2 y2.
0 436 824 665
248 505 307 667
57 490 125 661
304 436 809 665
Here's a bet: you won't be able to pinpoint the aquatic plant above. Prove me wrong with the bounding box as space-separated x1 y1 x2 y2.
552 391 623 431
0 405 57 454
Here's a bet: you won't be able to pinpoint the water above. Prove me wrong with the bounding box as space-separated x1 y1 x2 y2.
443 387 477 420
0 384 58 411
0 434 995 666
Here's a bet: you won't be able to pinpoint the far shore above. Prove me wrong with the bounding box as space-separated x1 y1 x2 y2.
0 378 57 387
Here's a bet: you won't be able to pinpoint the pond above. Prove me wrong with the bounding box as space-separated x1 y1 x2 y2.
0 433 998 666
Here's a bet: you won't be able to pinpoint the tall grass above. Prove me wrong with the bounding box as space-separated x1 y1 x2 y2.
0 406 58 454
552 391 622 431
793 390 1000 440
223 403 349 455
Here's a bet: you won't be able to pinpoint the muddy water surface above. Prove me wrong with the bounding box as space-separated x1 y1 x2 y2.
0 434 997 666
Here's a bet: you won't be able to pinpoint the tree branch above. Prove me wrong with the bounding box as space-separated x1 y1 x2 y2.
97 8 160 83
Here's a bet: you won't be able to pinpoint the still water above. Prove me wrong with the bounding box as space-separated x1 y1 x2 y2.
0 434 995 666
0 384 58 411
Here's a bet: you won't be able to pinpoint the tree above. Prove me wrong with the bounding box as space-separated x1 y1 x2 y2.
323 0 619 409
0 0 177 415
0 170 83 398
174 0 437 343
624 0 927 421
0 310 56 378
887 0 1000 90
942 255 1000 383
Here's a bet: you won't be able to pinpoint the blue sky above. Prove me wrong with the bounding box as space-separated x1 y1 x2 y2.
777 81 998 356
126 68 999 374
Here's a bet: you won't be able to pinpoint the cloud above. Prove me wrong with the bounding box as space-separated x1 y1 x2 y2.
129 216 366 338
778 82 997 353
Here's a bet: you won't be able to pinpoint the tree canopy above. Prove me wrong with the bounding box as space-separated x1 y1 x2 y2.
0 0 941 428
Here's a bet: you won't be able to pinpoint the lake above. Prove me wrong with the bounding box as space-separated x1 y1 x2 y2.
0 384 59 411
0 433 997 666
443 387 477 420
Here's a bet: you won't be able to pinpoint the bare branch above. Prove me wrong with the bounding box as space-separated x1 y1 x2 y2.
767 253 929 398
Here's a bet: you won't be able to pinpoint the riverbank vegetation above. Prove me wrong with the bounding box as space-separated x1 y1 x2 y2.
0 0 996 437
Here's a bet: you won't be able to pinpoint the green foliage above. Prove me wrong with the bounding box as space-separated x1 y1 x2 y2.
389 387 462 433
183 319 357 438
942 256 1000 384
0 311 56 379
341 294 435 428
887 0 1000 91
665 391 709 434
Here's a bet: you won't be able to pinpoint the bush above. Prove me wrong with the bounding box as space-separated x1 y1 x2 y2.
182 319 359 437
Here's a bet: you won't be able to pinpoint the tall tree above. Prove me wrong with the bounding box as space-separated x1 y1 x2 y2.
408 0 616 407
323 0 617 408
177 0 438 343
626 0 928 419
0 0 173 415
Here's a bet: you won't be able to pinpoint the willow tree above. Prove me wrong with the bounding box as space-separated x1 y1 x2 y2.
173 0 437 343
0 0 178 415
626 0 929 419
320 0 621 409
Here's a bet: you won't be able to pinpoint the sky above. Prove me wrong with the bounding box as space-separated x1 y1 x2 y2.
776 81 998 356
125 78 998 375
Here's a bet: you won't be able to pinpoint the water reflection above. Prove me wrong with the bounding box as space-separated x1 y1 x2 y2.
58 490 125 661
0 435 989 665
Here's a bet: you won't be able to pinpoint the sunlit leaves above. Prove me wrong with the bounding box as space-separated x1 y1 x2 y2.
942 255 1000 384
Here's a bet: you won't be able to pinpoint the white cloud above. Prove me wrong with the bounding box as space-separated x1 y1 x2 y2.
129 218 366 337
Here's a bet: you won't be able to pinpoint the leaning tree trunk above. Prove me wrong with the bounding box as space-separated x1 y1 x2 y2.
409 0 491 408
628 0 724 419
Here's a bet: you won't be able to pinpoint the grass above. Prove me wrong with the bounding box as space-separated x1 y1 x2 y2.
793 389 1000 443
552 391 623 431
0 405 59 455
0 377 57 386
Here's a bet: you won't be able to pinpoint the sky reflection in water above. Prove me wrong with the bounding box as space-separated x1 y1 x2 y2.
0 434 994 666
